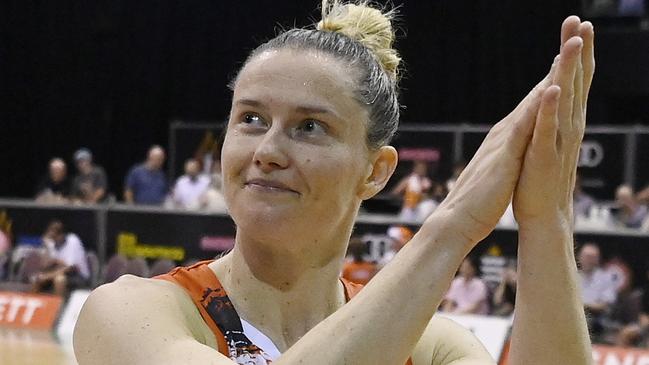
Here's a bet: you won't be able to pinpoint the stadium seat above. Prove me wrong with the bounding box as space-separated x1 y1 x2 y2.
125 257 149 278
148 259 176 277
103 254 129 283
86 251 100 288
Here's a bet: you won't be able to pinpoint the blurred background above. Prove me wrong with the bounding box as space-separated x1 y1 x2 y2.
1 1 649 364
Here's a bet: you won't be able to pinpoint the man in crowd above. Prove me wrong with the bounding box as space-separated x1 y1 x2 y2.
71 148 108 204
578 243 617 338
35 158 71 203
32 220 90 296
124 145 168 205
612 185 648 229
171 158 210 209
573 172 595 218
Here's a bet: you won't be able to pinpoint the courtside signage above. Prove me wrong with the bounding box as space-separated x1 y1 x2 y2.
57 289 91 350
0 291 63 330
593 345 649 365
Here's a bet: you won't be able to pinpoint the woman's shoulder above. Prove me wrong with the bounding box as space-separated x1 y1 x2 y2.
411 315 495 365
73 275 218 364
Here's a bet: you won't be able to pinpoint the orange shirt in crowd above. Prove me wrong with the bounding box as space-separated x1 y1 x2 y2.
342 261 378 285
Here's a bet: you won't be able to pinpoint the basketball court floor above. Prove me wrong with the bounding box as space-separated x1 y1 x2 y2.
0 328 76 365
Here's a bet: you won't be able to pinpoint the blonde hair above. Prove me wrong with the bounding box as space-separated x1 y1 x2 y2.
234 1 402 149
318 0 401 81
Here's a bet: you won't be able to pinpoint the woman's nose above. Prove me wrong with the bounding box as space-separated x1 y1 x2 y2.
252 128 289 172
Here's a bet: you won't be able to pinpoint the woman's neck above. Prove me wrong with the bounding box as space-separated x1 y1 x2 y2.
210 237 347 352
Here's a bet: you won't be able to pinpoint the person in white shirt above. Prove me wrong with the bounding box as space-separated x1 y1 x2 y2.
577 242 617 337
33 220 90 296
172 159 211 209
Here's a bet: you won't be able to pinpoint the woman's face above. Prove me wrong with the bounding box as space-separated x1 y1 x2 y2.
222 49 391 248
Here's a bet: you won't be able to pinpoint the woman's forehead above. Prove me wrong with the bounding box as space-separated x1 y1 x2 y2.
233 49 365 118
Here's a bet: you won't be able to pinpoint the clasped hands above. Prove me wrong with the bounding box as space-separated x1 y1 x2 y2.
428 16 595 250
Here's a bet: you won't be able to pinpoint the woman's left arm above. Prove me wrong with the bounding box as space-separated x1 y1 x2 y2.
508 16 595 365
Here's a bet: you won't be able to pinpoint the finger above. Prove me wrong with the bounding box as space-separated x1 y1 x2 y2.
572 46 584 131
579 21 595 107
555 37 583 139
531 85 561 157
561 16 582 50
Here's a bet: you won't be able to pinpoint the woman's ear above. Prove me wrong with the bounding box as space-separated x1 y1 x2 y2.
358 146 398 200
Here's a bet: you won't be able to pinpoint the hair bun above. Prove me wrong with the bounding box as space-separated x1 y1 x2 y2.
317 1 401 81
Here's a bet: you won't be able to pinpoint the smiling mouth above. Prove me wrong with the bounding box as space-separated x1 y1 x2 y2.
244 179 299 194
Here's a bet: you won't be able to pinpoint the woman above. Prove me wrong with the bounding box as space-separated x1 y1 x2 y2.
441 257 489 315
74 1 595 364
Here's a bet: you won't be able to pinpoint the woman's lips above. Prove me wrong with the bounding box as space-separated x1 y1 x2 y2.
245 179 299 194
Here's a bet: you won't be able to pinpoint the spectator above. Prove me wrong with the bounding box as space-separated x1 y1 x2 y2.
124 145 168 205
492 261 517 317
574 173 595 219
446 161 466 192
616 263 649 347
342 238 377 285
0 229 9 279
71 148 108 204
612 185 648 229
378 225 414 268
197 165 227 213
171 159 211 209
637 183 649 204
442 257 489 315
0 229 9 256
32 220 90 296
0 210 12 257
578 243 617 338
35 158 71 203
391 160 432 221
414 183 447 222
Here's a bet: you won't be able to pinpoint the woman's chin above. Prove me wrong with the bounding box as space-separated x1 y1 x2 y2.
231 204 300 232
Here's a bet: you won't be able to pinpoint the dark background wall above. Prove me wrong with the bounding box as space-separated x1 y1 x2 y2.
1 0 648 198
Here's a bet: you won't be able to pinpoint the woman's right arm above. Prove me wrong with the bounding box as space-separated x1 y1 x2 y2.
74 275 235 365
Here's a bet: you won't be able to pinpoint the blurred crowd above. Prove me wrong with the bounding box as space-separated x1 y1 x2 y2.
343 231 649 349
32 146 649 233
34 145 226 212
0 218 202 298
11 146 649 351
0 216 647 349
391 160 649 232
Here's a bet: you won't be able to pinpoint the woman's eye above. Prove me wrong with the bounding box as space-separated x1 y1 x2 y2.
296 119 327 136
242 113 266 127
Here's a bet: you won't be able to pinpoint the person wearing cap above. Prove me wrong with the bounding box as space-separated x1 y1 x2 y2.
71 148 108 204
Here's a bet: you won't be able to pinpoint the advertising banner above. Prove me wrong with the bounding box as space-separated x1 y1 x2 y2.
105 208 236 262
592 345 649 365
0 291 63 330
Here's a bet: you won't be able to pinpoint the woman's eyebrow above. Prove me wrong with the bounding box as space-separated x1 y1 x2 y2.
294 104 338 118
235 98 264 108
235 98 342 120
